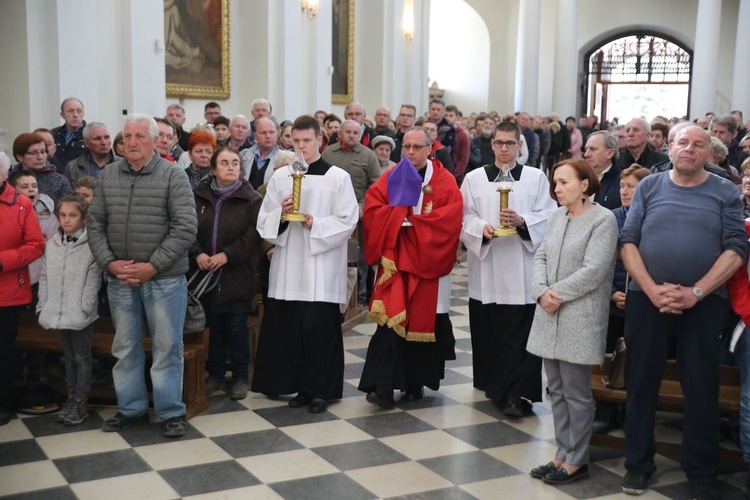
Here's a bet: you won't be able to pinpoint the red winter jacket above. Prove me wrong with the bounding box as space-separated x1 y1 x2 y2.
0 183 45 307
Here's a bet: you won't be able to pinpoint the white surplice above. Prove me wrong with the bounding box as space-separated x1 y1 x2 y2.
257 163 359 304
460 164 556 305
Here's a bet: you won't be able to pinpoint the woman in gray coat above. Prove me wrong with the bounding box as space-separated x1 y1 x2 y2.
526 158 618 485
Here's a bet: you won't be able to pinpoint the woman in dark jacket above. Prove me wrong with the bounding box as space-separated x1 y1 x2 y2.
192 147 263 400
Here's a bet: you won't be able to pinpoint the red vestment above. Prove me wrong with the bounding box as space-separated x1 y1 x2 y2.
363 160 462 341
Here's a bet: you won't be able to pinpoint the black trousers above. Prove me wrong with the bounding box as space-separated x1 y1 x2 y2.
251 298 344 400
624 291 727 483
0 306 21 410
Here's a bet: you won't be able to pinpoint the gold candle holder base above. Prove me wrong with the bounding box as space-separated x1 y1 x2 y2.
282 212 309 222
493 225 517 237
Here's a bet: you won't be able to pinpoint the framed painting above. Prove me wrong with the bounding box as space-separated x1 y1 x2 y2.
165 0 230 99
332 0 354 104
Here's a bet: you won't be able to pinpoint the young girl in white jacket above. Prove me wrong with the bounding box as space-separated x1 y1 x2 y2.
37 192 101 425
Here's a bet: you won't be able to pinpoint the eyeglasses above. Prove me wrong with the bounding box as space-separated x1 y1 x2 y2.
25 149 48 156
402 144 428 151
492 140 517 149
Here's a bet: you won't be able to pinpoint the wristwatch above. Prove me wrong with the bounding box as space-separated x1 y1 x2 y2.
691 286 704 301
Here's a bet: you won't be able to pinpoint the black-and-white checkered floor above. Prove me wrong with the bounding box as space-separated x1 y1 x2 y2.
0 263 746 499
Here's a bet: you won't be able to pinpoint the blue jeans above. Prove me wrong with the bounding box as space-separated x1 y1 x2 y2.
207 312 250 382
108 276 187 419
737 328 750 463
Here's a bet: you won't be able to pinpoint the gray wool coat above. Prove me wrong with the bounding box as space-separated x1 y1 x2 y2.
526 204 618 365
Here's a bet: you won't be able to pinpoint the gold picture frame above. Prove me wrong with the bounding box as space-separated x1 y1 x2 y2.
165 0 230 99
332 0 354 104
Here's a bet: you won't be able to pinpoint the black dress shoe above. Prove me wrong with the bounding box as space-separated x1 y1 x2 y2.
366 391 395 409
401 388 423 402
543 464 589 484
288 393 311 408
309 398 328 413
531 462 558 479
503 398 524 417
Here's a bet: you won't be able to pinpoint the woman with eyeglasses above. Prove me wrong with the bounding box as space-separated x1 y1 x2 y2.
12 132 72 203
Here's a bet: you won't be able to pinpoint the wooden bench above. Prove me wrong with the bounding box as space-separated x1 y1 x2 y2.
591 355 742 462
15 311 210 420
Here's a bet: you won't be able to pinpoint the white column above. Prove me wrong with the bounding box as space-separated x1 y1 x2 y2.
514 0 541 113
56 0 99 122
552 0 577 118
731 0 750 115
689 0 722 118
122 0 166 116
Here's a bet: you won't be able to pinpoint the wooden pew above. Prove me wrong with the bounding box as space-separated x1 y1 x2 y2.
591 355 742 462
15 311 209 420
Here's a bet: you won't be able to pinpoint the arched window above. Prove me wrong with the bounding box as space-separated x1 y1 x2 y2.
584 33 692 122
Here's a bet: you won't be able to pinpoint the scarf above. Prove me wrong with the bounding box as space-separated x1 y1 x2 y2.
209 179 242 254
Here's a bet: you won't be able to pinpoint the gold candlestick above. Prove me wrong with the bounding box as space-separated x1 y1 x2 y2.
493 185 517 236
282 170 309 222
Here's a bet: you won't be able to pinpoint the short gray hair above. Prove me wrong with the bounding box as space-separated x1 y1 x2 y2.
405 126 432 147
588 130 620 161
274 150 295 168
710 136 729 164
231 114 250 127
628 117 651 133
124 113 159 138
82 121 109 141
251 98 270 110
167 103 185 113
340 119 361 130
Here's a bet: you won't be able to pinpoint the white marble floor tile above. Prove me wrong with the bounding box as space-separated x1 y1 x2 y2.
183 484 283 500
407 404 496 429
380 429 477 460
237 449 339 483
71 471 180 500
346 460 453 498
135 437 233 470
281 419 372 448
36 428 131 459
0 460 68 496
188 409 274 437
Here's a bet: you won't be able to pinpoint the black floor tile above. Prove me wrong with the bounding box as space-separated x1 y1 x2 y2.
445 421 538 449
118 420 204 447
387 486 479 500
342 381 363 398
159 460 260 497
454 339 473 352
313 439 409 470
253 405 339 427
439 369 472 386
211 428 304 458
348 348 370 360
395 391 460 411
199 394 252 416
2 486 77 500
344 361 365 380
0 439 47 467
653 480 746 500
448 351 473 368
21 411 105 438
419 451 522 484
53 449 151 483
348 412 436 438
270 472 376 500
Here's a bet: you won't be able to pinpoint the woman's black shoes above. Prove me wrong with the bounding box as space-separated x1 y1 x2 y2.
542 464 589 484
531 462 558 479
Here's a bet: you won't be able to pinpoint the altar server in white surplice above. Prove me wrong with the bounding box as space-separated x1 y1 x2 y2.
251 115 358 414
460 120 557 417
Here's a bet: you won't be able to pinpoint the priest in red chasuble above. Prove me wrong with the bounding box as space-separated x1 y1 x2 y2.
358 126 463 408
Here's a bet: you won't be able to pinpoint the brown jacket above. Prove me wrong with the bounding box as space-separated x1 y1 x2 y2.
192 179 263 312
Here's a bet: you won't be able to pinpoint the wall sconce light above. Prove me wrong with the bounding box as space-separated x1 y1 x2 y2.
402 0 414 42
302 0 318 19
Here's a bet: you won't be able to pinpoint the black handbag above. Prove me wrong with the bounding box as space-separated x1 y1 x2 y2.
184 269 221 334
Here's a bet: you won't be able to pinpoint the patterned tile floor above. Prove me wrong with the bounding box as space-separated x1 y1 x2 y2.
0 263 746 499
